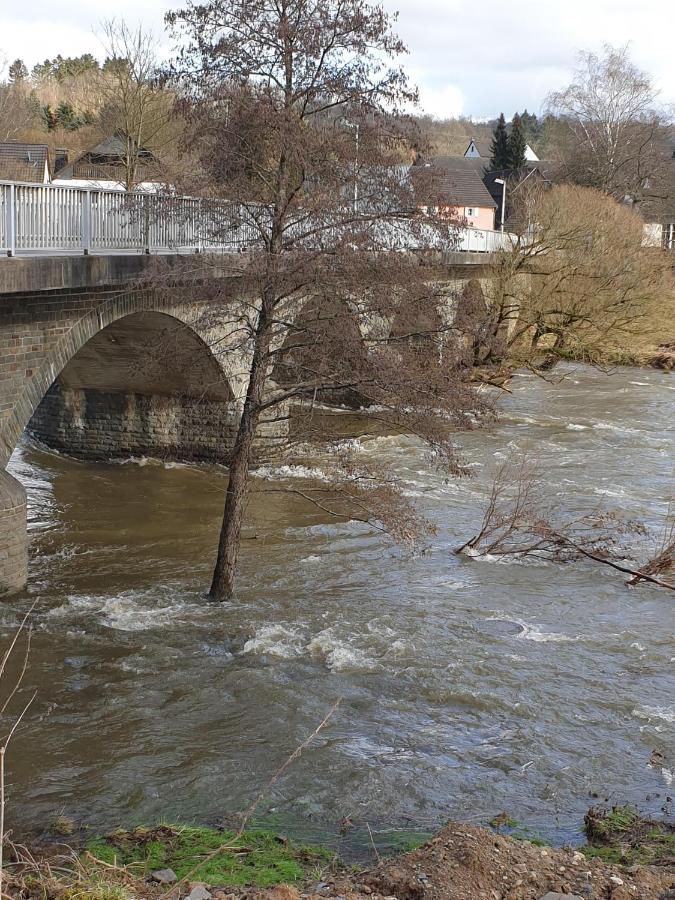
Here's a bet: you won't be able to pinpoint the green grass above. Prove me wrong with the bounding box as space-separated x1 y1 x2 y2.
593 806 639 837
86 825 333 887
581 846 624 864
376 830 434 854
582 806 675 866
489 815 520 830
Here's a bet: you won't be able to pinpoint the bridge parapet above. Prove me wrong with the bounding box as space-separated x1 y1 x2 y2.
1 180 516 259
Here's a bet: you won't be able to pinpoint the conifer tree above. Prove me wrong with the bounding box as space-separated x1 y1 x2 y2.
507 113 527 170
519 109 539 144
490 113 510 170
8 59 28 83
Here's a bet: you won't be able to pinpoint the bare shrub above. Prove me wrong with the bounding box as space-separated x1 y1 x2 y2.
482 183 674 371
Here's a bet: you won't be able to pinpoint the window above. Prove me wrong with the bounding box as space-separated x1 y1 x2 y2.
465 207 477 217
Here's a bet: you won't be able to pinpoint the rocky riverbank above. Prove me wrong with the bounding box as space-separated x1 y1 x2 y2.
2 808 673 900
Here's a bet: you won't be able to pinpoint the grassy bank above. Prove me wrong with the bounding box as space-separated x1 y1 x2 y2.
1 808 673 899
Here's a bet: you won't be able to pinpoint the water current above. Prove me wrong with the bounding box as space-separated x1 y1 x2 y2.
2 363 673 851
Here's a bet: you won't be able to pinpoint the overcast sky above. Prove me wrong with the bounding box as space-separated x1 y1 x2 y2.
1 0 673 120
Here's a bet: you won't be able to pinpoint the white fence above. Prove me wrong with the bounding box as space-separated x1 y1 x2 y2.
0 180 515 257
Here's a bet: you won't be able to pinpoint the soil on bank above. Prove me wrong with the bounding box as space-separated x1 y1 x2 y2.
3 811 673 900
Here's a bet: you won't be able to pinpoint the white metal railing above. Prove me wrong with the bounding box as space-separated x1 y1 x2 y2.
0 180 516 258
0 182 260 256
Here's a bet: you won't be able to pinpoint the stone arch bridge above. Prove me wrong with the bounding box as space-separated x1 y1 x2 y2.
0 252 501 595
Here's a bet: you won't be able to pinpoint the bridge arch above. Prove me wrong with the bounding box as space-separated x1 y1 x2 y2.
0 294 246 596
28 310 241 464
2 292 240 468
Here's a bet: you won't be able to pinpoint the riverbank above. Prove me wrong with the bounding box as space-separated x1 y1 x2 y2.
3 810 673 899
604 343 675 371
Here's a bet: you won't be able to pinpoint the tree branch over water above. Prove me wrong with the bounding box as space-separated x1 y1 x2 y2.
457 450 675 592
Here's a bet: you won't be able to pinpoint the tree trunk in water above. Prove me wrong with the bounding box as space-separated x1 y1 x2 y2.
209 312 271 601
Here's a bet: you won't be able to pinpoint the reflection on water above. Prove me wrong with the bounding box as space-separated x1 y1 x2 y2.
2 364 674 847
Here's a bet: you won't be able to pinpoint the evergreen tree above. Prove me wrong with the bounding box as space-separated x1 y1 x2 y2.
508 113 527 170
519 109 539 144
55 101 79 130
40 104 58 131
33 59 56 79
8 59 28 82
490 113 510 170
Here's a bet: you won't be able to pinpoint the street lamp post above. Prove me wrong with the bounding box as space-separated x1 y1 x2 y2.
495 177 506 232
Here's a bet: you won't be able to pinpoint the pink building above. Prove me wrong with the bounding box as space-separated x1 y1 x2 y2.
411 157 497 230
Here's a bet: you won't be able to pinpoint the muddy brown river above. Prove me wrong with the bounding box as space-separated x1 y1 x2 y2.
2 364 674 851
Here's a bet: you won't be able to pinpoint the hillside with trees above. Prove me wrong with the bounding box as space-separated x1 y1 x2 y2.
0 35 184 178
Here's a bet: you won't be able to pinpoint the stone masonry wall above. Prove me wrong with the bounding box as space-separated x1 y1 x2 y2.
28 381 240 464
0 470 27 596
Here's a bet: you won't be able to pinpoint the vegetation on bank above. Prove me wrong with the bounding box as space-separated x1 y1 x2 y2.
85 825 332 887
583 805 675 867
1 811 673 899
2 825 335 898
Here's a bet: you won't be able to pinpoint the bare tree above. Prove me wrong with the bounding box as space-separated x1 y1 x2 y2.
458 450 675 592
546 44 672 203
161 0 493 600
95 20 176 191
475 182 674 371
0 55 37 140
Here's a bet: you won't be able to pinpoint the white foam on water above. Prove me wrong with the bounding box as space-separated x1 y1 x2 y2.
460 546 551 568
519 623 579 643
593 487 627 497
242 624 307 659
566 423 589 431
386 638 415 658
101 597 195 631
632 705 675 724
115 455 151 466
46 595 102 619
243 621 387 673
252 464 332 481
307 628 378 673
325 644 376 672
486 614 578 643
46 591 205 632
300 555 322 564
593 421 640 435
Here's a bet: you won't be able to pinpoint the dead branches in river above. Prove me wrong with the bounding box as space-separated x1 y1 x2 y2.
457 451 674 592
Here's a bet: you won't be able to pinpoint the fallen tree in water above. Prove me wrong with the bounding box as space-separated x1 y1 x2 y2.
457 450 675 592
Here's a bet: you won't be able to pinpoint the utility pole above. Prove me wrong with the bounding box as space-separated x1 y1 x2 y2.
495 177 506 232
